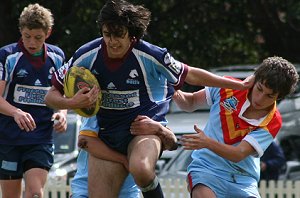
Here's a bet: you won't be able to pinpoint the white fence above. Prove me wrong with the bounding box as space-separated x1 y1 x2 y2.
1 179 300 198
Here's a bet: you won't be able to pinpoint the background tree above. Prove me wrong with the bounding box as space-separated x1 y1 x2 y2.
1 0 300 67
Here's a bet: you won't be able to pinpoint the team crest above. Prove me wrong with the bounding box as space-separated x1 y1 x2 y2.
220 96 238 112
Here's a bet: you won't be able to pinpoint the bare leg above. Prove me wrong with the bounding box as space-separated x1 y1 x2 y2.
128 135 163 197
24 168 48 198
88 154 128 198
0 179 22 198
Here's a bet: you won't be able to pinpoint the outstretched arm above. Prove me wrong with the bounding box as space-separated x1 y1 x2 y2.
130 115 178 151
172 89 207 112
185 67 254 90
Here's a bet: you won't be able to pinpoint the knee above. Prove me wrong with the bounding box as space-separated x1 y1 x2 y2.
130 159 155 181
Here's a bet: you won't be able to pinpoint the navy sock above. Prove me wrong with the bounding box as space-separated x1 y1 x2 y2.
142 182 164 198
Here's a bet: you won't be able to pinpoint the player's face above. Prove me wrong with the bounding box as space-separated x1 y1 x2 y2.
249 81 279 110
102 25 132 59
20 27 50 55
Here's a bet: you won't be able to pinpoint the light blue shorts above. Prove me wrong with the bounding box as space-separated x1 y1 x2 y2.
187 171 261 198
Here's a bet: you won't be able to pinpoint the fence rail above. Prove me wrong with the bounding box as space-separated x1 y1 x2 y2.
1 179 300 198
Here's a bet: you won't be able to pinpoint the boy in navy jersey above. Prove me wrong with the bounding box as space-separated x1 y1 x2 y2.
45 0 253 197
0 4 67 198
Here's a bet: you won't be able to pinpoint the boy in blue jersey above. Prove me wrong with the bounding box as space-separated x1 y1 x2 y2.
71 116 140 198
45 0 253 197
173 56 299 198
0 3 67 198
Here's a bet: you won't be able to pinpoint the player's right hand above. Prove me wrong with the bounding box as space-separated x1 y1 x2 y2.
70 85 99 109
13 108 36 132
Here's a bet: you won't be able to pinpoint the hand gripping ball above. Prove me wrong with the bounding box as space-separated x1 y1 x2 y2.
63 66 101 117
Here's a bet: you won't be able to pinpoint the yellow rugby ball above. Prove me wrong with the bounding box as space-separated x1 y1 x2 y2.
63 66 101 117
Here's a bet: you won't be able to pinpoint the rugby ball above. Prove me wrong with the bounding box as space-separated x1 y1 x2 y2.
63 66 101 117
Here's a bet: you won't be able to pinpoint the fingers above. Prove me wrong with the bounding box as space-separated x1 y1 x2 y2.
52 113 67 132
14 111 36 132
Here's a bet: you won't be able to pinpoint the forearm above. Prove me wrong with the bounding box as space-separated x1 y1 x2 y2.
79 135 127 166
186 67 245 90
0 97 20 117
45 86 75 109
206 138 253 163
173 90 205 112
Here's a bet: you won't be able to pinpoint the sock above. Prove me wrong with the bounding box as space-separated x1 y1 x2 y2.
141 176 164 198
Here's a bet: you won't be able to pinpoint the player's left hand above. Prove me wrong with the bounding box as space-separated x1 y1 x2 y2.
130 115 162 135
242 74 255 89
180 124 208 150
52 111 67 132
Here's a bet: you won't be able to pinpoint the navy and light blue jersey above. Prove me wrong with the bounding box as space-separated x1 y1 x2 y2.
53 38 188 153
0 40 65 145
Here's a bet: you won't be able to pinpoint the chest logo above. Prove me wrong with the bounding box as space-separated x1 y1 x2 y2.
107 82 116 90
220 96 238 112
16 69 28 78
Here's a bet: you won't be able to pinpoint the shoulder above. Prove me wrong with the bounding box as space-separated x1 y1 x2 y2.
75 38 102 56
134 39 167 56
0 43 19 58
46 43 65 59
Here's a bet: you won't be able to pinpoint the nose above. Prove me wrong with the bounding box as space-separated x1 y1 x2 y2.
109 35 118 43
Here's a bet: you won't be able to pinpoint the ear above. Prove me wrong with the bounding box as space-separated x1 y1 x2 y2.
45 28 52 39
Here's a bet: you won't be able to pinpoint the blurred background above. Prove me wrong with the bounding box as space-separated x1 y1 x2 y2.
1 0 300 69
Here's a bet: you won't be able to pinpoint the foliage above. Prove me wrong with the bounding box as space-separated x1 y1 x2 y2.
1 0 300 67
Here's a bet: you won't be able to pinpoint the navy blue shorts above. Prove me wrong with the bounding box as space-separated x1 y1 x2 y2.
0 144 54 180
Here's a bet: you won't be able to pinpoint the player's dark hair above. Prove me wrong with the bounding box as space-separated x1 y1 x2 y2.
97 0 151 40
254 56 299 99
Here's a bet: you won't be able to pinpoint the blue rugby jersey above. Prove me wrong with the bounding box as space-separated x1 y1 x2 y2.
0 40 65 145
188 80 282 182
52 38 188 152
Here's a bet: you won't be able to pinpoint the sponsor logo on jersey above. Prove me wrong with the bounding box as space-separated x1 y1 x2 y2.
101 90 140 110
129 69 138 78
16 69 29 78
164 53 182 75
13 84 50 106
220 96 238 112
126 69 140 85
58 64 68 79
34 79 42 86
107 82 116 89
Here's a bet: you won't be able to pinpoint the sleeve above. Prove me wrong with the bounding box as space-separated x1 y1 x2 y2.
243 128 274 158
158 52 188 90
205 86 221 106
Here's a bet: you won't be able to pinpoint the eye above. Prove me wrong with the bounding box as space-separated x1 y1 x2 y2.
103 32 111 38
35 36 43 40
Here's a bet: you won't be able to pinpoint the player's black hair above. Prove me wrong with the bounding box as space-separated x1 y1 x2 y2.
97 0 151 40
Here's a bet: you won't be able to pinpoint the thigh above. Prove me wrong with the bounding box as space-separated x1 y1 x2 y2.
127 135 161 186
128 135 161 167
88 154 127 198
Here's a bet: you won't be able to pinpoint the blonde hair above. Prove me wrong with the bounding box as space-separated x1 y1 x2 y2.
19 3 54 33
